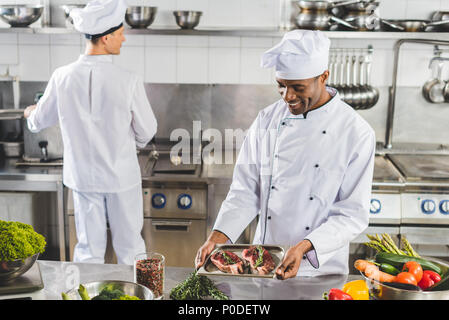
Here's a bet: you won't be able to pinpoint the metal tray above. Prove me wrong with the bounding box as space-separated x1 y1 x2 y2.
197 244 285 279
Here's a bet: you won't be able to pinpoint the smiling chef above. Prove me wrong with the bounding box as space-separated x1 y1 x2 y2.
23 0 157 265
195 29 376 279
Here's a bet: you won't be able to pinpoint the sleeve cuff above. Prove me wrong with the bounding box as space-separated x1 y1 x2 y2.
304 238 319 269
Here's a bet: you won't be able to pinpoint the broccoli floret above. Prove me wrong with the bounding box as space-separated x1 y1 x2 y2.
113 295 140 300
91 286 125 300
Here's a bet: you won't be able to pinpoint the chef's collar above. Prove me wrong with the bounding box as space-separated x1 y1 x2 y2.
285 86 338 120
78 54 113 63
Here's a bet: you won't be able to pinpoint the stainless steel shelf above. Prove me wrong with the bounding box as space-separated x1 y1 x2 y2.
1 26 449 39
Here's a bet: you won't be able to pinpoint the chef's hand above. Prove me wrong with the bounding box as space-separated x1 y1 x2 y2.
276 240 313 280
24 104 37 119
195 230 229 270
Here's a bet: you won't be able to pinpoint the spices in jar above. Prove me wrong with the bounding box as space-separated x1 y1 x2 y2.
134 253 165 299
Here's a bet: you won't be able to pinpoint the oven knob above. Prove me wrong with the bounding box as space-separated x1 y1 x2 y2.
177 194 192 210
421 199 436 214
440 200 449 215
151 193 166 209
370 199 381 214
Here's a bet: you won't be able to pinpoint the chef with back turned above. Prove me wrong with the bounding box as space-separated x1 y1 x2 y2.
195 30 376 279
23 0 157 265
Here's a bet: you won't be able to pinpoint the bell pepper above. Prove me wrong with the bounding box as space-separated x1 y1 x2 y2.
417 270 442 290
402 261 423 283
323 288 353 300
342 280 370 300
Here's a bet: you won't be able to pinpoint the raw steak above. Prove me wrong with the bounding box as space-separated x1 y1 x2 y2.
210 250 244 274
242 246 275 275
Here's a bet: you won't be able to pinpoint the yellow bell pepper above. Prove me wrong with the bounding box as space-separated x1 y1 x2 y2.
342 280 369 300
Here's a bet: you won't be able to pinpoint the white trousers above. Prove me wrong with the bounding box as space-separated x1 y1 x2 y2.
72 184 146 265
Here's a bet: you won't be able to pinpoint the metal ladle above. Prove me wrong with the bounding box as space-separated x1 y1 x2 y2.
350 54 362 109
363 53 379 109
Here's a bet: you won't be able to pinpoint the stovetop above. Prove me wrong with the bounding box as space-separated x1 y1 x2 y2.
373 155 404 183
388 154 449 181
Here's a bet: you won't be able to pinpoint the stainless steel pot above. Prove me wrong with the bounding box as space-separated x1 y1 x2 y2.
173 11 202 29
295 0 360 30
0 5 43 27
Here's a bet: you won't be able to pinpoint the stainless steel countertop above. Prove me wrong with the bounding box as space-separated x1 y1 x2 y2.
0 260 363 300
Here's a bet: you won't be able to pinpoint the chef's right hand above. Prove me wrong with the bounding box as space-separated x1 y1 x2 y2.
195 230 229 270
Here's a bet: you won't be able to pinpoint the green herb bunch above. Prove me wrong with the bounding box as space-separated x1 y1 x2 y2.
0 220 46 261
254 245 264 268
170 271 229 300
221 251 234 265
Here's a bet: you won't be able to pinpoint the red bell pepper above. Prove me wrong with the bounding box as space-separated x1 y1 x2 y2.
323 288 353 300
418 270 442 290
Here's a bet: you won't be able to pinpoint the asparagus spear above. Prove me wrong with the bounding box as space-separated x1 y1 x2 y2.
61 292 71 300
78 284 91 300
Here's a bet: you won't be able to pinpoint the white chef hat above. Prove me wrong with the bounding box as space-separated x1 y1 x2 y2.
261 29 331 80
70 0 128 39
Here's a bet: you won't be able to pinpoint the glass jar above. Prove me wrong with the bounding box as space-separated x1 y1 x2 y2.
134 252 165 300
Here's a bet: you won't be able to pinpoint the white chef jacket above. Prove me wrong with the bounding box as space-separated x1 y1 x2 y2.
213 87 376 276
28 54 157 193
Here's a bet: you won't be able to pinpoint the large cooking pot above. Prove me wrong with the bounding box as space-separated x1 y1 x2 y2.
340 1 380 31
295 0 361 30
430 11 449 32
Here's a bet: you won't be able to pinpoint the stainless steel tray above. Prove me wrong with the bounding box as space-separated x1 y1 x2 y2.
197 244 285 279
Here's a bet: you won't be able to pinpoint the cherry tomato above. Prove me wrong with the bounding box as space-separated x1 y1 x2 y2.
402 261 423 283
395 272 418 286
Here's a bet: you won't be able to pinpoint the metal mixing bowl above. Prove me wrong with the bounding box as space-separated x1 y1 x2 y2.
361 256 449 300
61 4 85 24
125 6 157 29
0 5 43 27
173 11 202 29
0 253 39 282
64 280 154 300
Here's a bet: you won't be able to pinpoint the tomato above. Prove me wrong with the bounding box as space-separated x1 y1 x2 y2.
402 261 423 283
395 272 418 286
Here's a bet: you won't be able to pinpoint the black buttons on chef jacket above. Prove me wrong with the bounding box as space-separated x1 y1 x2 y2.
303 255 307 259
305 226 310 230
322 130 327 134
281 121 286 126
315 164 319 168
309 197 314 200
268 216 272 220
271 185 275 190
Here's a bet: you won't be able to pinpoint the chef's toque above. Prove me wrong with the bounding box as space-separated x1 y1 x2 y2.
70 0 128 39
261 29 331 80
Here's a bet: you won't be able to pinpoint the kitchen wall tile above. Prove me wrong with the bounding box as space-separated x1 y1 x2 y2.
18 33 50 45
378 0 407 19
145 35 177 47
177 35 209 47
18 45 50 81
148 0 177 28
241 37 273 48
405 0 441 19
240 0 277 28
49 45 81 73
177 47 209 83
440 0 449 11
122 34 145 47
209 47 240 83
49 34 81 46
0 45 18 65
207 0 241 27
209 36 240 48
240 48 272 84
0 33 18 45
145 46 177 83
370 49 393 87
397 48 434 87
113 46 145 78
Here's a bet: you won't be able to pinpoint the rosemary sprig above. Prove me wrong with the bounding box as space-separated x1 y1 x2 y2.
254 245 264 268
221 251 234 265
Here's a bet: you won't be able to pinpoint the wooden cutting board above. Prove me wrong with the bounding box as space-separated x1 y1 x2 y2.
0 262 44 295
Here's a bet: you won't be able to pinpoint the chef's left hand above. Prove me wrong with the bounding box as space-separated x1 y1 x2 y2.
24 104 37 119
275 240 312 280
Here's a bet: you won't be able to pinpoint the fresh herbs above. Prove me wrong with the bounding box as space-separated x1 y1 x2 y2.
363 234 420 258
169 271 229 300
221 251 234 265
254 245 264 268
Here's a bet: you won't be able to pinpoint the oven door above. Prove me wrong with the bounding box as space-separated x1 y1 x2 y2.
143 218 206 268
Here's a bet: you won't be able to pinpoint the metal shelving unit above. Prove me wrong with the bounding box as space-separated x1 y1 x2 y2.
1 26 449 39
